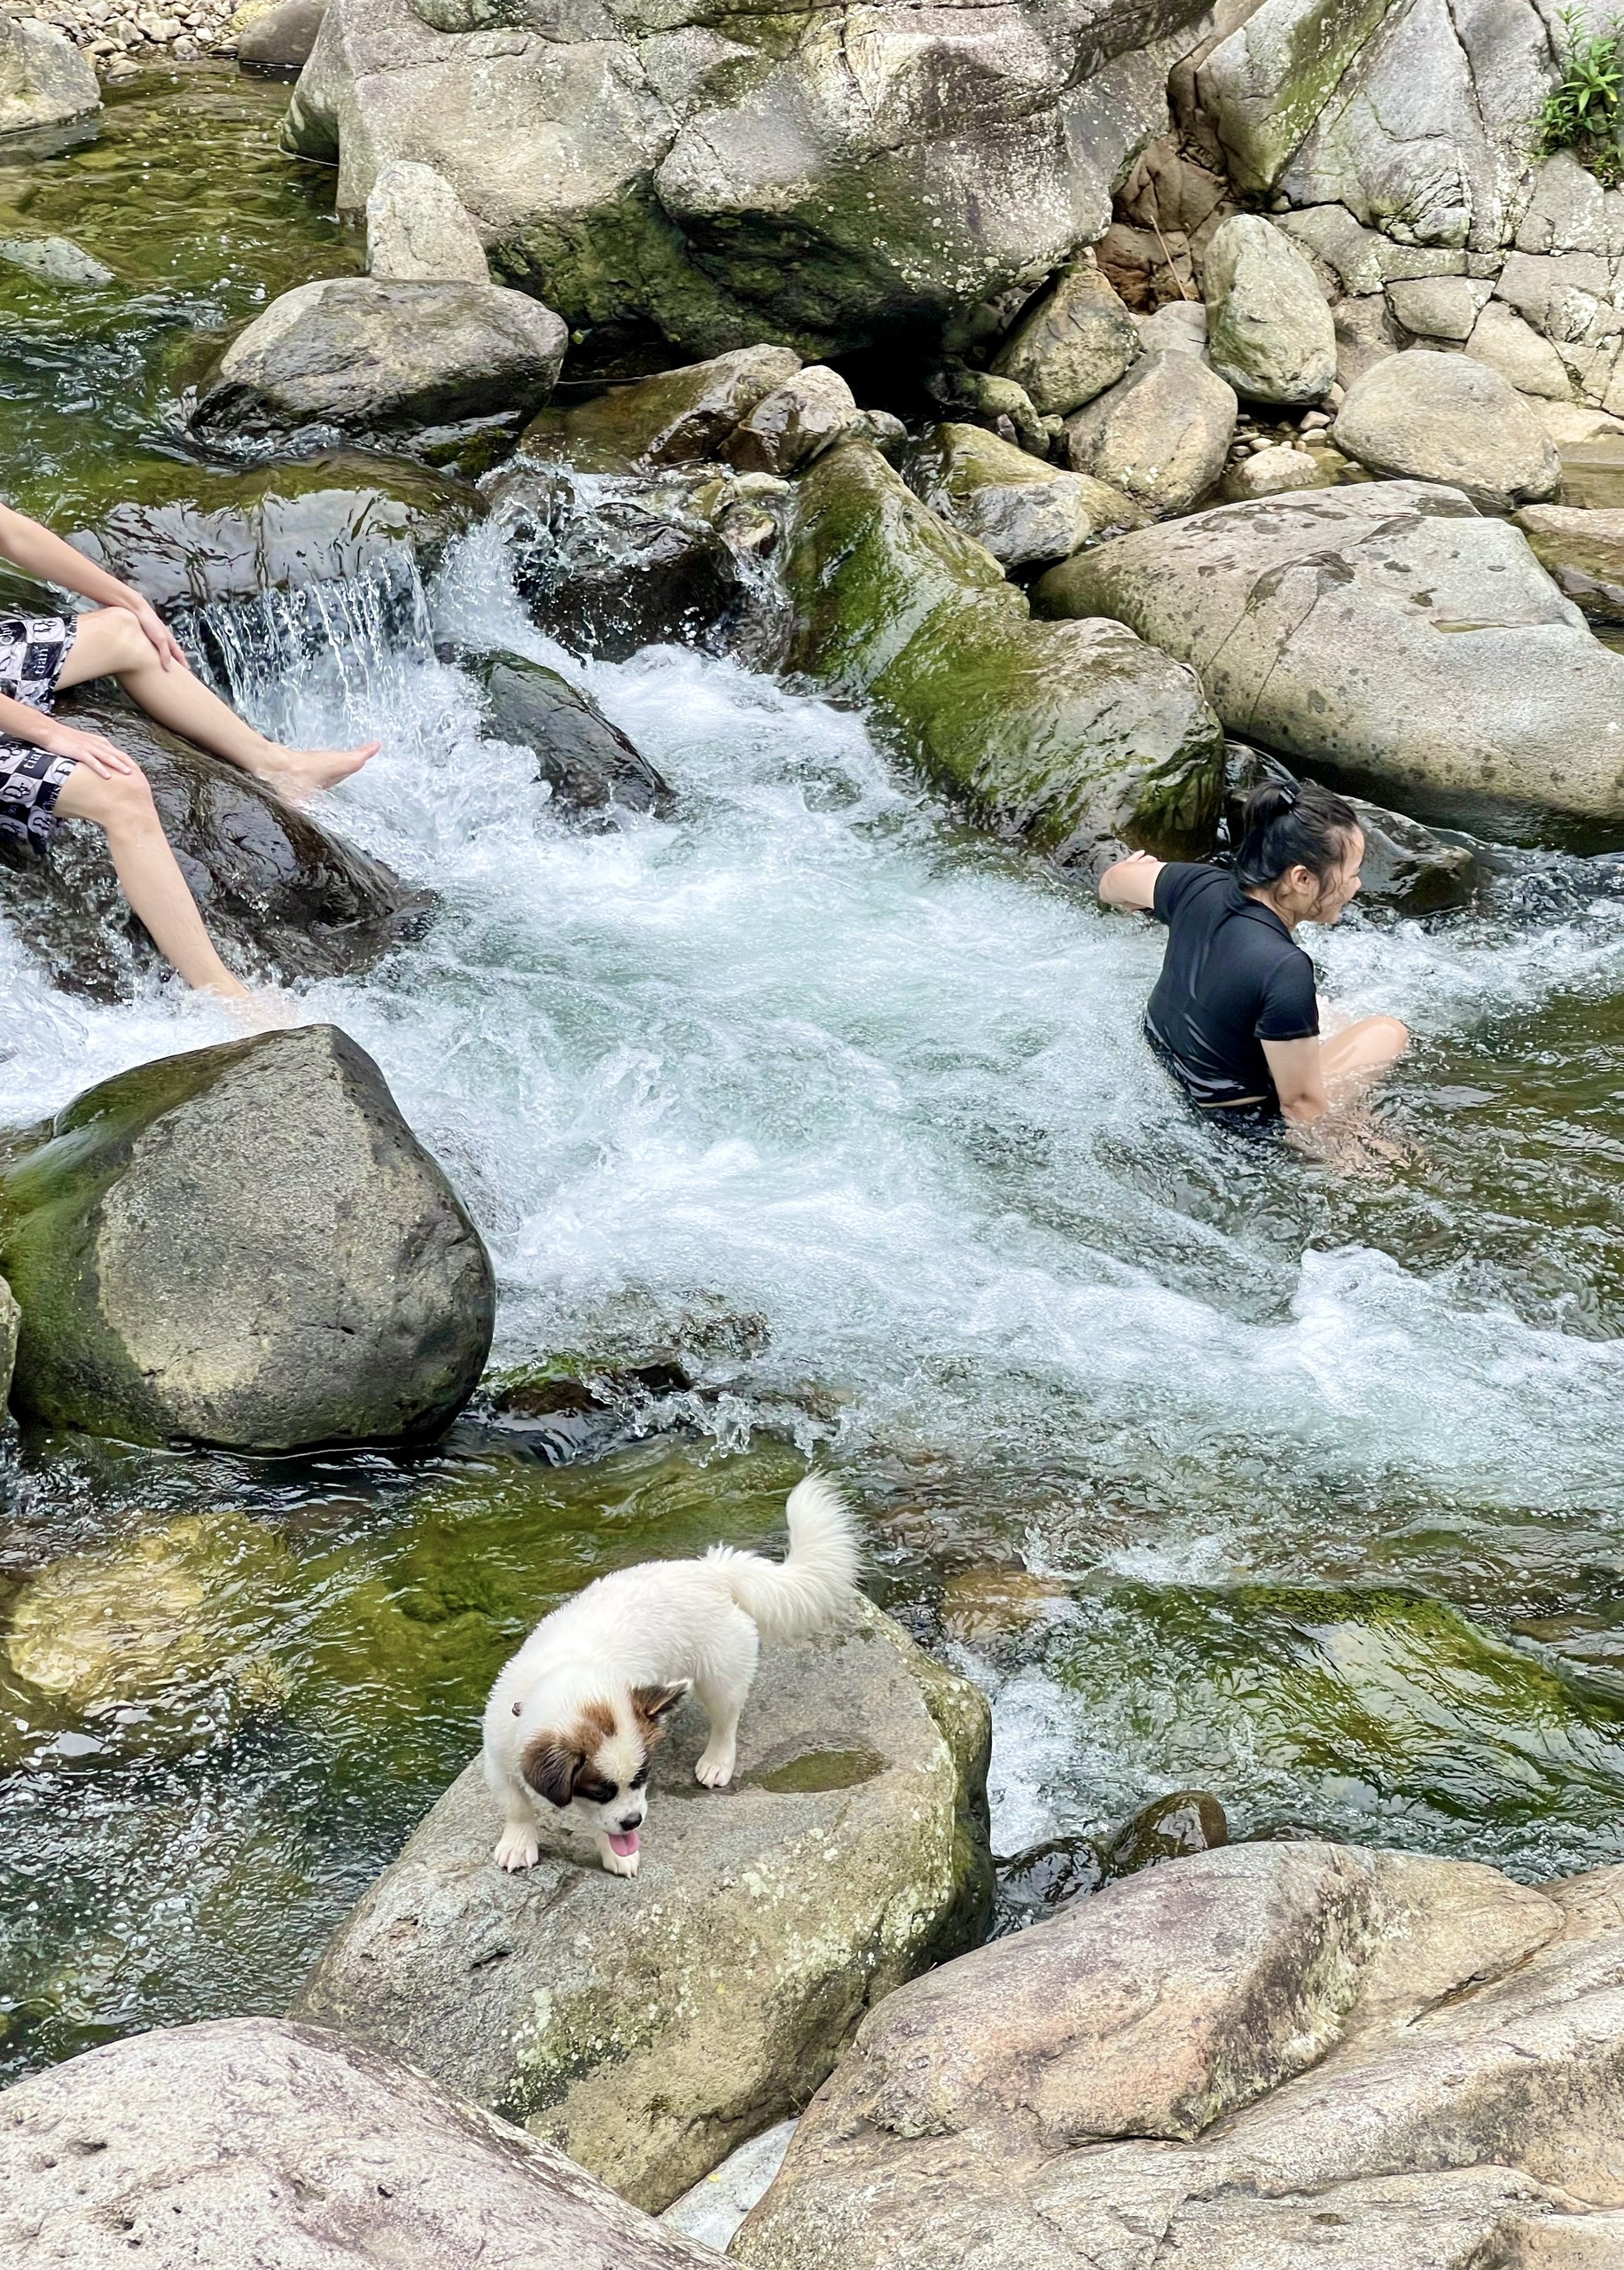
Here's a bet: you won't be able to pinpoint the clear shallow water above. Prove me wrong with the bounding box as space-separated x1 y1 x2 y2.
5 75 1624 2087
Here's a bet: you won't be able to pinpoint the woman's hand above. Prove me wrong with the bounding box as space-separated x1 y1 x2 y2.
43 722 137 777
114 590 190 672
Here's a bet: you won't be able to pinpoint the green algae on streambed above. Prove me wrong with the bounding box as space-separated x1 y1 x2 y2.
0 66 359 527
0 1433 807 2079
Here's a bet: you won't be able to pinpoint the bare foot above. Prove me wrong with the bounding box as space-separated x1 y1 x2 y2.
220 985 305 1033
263 741 382 802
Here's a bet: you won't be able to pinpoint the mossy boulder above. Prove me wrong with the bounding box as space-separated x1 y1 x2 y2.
0 1023 496 1452
519 348 802 475
904 423 1141 569
293 1600 992 2214
781 442 1224 868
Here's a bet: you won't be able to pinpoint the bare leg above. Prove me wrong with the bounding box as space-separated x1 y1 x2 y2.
54 761 247 998
57 609 379 802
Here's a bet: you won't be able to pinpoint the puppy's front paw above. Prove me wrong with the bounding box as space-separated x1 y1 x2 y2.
695 1746 736 1789
494 1826 541 1872
597 1835 641 1878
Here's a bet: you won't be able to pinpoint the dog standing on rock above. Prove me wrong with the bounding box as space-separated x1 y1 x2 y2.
481 1474 860 1878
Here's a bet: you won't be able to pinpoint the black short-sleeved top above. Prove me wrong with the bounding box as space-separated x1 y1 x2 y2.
1144 863 1319 1111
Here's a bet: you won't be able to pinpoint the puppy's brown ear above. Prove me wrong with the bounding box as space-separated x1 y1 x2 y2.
631 1679 691 1743
521 1734 582 1809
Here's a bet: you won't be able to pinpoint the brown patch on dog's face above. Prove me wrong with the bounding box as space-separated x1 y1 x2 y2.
520 1732 584 1809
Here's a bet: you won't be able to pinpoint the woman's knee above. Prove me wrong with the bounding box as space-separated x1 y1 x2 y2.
64 760 157 831
74 607 151 679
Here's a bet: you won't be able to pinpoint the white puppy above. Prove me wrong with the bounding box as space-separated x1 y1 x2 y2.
481 1473 859 1878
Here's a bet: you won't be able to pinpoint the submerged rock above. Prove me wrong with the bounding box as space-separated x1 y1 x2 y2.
68 454 482 613
1515 503 1624 624
1100 1786 1228 1878
783 441 1224 868
0 2017 720 2267
904 423 1139 569
469 649 675 818
192 278 566 442
488 461 764 661
735 1840 1624 2270
519 348 801 475
366 159 488 283
0 231 110 287
1203 214 1336 404
1331 351 1561 509
293 1601 992 2213
1 689 432 1003
0 14 98 143
1036 483 1624 821
1062 349 1238 515
989 260 1142 417
0 1022 496 1452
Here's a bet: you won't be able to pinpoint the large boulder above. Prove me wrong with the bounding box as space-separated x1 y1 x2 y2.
989 260 1142 416
734 1840 1624 2270
782 441 1225 867
1036 481 1624 820
726 365 864 476
1331 348 1561 507
279 0 1208 359
0 14 98 142
519 347 802 475
1 688 433 1004
0 1022 495 1451
904 422 1140 568
1062 349 1238 515
191 278 566 442
66 454 483 614
293 1601 993 2214
366 158 488 281
1202 212 1336 403
0 2017 720 2268
469 649 675 818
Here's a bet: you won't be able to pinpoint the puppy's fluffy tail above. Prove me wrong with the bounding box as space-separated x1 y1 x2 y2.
707 1473 860 1640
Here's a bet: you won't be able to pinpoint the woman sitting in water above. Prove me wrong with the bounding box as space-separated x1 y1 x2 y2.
0 499 379 1004
1098 779 1409 1133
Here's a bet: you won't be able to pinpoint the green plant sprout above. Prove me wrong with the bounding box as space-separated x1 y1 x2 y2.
1534 10 1624 185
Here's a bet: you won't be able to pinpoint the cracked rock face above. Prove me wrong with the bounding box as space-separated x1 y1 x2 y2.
279 0 1213 357
293 1601 993 2214
0 1022 495 1451
0 2017 722 2268
1036 481 1624 821
733 1839 1624 2270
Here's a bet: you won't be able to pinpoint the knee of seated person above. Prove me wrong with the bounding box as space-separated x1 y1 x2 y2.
95 607 152 670
95 762 157 826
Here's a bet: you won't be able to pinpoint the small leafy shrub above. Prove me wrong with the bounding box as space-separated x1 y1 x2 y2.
1534 10 1624 185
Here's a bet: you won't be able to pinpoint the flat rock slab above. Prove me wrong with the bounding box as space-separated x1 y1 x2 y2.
1516 503 1624 623
736 1840 1624 2270
294 1601 992 2214
1037 481 1624 821
0 1022 495 1451
0 2016 720 2268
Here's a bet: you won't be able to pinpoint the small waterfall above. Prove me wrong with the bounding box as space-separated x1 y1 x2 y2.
180 557 436 747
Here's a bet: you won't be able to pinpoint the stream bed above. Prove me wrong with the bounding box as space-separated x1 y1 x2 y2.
5 67 1624 2087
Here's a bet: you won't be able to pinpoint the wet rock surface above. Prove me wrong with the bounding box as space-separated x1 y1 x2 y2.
783 441 1225 868
293 1601 992 2214
1516 504 1624 624
905 422 1140 568
468 649 675 819
0 1022 495 1451
1037 482 1624 821
0 2017 720 2268
734 1839 1624 2270
1225 740 1482 913
192 278 566 442
519 348 802 476
726 364 863 477
0 1272 17 1414
0 689 432 1003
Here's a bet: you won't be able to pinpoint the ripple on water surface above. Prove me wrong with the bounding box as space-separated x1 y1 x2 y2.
4 78 1624 2080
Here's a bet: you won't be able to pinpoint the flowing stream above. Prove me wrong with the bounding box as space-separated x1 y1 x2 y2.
5 67 1624 2086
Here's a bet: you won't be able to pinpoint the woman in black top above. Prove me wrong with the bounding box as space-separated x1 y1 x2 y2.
1098 781 1409 1130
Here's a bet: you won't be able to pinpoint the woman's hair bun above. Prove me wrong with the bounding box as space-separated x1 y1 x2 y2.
1234 775 1359 891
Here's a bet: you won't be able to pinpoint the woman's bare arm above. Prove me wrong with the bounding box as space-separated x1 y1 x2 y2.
1097 852 1163 912
1261 1036 1328 1125
0 503 189 669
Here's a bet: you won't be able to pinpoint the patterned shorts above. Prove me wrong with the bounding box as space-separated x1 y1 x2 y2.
0 614 79 851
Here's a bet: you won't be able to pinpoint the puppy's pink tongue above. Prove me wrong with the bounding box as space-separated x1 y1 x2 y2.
608 1830 640 1858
